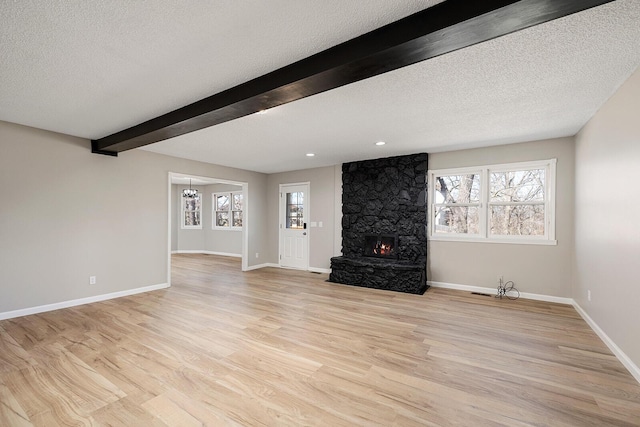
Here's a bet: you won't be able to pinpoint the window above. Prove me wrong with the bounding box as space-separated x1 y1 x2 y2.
182 193 201 229
429 159 556 244
433 172 481 235
213 192 243 229
285 191 304 229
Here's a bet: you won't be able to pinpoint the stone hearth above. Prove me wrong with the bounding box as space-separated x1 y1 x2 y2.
329 153 428 294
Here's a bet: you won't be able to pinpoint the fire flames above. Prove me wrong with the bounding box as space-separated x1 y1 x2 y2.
374 241 393 256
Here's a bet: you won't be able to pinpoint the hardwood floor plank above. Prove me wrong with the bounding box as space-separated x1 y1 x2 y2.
0 327 37 375
0 381 32 427
1 253 639 426
90 396 167 427
141 391 209 427
1 347 125 424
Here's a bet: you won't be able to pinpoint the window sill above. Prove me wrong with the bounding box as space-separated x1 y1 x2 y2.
212 227 242 232
429 236 557 246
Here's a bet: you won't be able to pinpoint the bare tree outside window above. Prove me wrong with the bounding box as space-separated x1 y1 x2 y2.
429 160 555 243
183 194 201 228
214 192 243 229
434 174 481 234
489 169 545 236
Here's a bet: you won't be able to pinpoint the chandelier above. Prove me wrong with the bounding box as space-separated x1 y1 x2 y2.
182 179 199 199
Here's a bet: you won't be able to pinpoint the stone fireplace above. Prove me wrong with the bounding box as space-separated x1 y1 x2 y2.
329 153 428 294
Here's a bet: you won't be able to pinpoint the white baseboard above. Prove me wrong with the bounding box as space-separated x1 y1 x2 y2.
0 283 170 321
173 250 241 258
428 281 496 295
427 281 573 305
572 302 640 384
428 280 639 384
517 291 573 305
244 262 279 271
309 267 331 274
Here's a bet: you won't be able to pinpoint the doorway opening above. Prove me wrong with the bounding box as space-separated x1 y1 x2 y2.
167 172 249 286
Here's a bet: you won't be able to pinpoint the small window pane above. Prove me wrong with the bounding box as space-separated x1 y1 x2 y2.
185 211 200 226
434 206 479 234
490 205 545 236
287 192 303 205
434 174 480 204
184 197 200 211
287 217 304 229
232 193 243 211
232 211 242 227
490 169 545 202
216 212 229 227
286 192 304 229
216 195 230 211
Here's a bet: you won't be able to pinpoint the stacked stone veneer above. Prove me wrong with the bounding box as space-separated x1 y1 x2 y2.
329 153 428 294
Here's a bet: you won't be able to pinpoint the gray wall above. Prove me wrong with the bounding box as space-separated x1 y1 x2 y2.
171 183 242 255
267 166 339 270
205 183 243 255
171 184 178 251
428 137 576 297
573 68 640 368
0 121 267 313
174 184 206 251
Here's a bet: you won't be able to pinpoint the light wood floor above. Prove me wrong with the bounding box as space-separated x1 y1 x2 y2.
1 254 639 426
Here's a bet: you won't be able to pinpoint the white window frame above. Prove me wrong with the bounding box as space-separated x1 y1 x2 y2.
213 191 243 231
428 159 556 245
181 192 202 230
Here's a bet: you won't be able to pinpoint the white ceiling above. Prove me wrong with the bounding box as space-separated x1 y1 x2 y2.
2 1 639 174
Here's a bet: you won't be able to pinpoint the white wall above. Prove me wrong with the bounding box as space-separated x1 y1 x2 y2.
267 166 339 270
0 121 268 314
428 137 575 297
574 68 640 369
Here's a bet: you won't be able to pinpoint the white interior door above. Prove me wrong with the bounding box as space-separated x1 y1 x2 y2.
279 183 309 270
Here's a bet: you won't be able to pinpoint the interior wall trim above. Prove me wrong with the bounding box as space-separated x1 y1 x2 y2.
572 302 640 384
173 250 242 257
428 281 573 304
244 263 280 271
0 283 169 321
428 280 640 384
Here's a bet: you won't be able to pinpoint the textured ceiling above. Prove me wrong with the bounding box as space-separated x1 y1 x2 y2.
2 1 639 174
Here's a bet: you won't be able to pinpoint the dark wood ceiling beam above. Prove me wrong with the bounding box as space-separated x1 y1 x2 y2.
92 0 613 156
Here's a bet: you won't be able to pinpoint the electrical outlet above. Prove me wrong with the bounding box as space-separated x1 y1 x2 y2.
89 276 96 285
255 252 259 258
587 290 591 301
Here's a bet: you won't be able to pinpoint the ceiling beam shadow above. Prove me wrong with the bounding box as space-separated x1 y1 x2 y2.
92 0 612 156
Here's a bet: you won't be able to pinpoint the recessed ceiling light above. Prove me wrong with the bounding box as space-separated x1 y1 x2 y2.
375 141 386 146
306 153 315 157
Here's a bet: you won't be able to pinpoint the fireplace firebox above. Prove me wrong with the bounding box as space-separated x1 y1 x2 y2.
364 234 397 259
